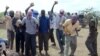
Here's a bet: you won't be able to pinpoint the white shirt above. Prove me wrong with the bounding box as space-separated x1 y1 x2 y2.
55 14 66 30
50 15 57 29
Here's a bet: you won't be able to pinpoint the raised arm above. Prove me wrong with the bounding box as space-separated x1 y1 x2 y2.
25 3 34 14
1 6 9 24
50 1 58 13
4 6 9 16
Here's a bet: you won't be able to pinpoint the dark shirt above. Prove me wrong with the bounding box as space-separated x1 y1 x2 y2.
89 20 97 33
39 16 50 33
12 17 26 33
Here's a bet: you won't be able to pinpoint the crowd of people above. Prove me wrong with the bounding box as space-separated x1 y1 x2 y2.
0 1 98 56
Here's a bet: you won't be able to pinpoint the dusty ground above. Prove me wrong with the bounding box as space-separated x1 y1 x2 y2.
0 24 100 56
47 27 100 56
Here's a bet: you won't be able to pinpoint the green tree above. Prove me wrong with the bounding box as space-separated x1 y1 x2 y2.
0 12 4 20
79 8 100 24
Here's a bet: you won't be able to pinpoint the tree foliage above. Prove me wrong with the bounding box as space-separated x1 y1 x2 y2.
79 8 100 20
78 8 100 27
0 12 4 20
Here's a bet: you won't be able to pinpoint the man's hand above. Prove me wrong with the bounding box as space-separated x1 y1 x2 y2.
6 6 9 10
30 3 34 7
54 1 58 5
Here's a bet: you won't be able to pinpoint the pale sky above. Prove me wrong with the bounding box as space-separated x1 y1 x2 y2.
0 0 100 13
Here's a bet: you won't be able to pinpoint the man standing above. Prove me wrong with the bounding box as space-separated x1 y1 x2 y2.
22 11 38 56
48 1 58 46
62 16 81 56
55 10 66 54
85 16 98 56
3 6 15 50
39 10 50 56
12 11 25 55
25 3 39 48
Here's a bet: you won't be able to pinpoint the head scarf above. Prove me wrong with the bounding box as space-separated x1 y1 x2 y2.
27 11 32 19
9 10 14 18
71 16 77 25
31 9 39 18
59 9 64 17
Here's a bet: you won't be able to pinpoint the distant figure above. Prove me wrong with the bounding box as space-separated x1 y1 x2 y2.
66 12 71 19
78 14 86 28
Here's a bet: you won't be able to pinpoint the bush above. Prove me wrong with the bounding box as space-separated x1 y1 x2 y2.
0 12 4 20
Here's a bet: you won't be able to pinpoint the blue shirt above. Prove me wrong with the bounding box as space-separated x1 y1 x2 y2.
39 16 50 33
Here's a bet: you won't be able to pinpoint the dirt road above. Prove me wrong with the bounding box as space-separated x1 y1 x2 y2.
0 27 100 56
